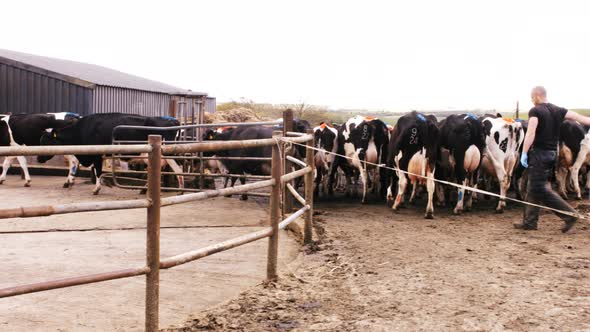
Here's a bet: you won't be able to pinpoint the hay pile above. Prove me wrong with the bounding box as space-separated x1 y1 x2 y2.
204 107 263 123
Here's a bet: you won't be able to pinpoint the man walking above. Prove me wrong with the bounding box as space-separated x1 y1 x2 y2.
514 86 590 232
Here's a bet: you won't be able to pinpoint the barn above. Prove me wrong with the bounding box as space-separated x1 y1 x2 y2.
0 48 215 121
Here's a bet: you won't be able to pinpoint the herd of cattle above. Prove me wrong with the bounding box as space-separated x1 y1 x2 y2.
1 111 589 218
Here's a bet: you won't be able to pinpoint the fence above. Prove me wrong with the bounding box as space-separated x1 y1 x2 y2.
0 130 315 332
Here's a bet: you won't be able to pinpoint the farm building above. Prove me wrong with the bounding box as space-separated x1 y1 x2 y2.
0 48 215 121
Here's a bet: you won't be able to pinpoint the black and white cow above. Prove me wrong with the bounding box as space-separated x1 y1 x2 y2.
436 114 485 214
479 115 524 212
387 111 439 218
40 113 181 195
556 120 590 200
313 122 338 196
329 115 389 203
0 112 80 187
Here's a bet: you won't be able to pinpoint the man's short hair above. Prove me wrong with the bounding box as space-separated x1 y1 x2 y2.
532 86 547 97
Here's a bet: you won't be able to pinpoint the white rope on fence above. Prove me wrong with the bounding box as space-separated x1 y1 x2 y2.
285 139 590 221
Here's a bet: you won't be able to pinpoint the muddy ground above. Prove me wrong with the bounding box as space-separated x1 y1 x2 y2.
169 196 590 332
0 175 299 331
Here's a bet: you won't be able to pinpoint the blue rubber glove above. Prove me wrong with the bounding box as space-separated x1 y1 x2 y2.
520 152 528 168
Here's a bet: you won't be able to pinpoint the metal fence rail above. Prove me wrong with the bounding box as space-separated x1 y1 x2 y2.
0 129 315 332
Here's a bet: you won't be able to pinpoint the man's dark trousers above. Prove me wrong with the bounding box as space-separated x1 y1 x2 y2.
522 149 577 227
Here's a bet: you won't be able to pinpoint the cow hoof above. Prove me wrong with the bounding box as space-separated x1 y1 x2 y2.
453 208 462 215
139 189 147 195
575 196 582 201
424 212 434 219
495 208 504 214
240 195 248 201
93 190 100 195
361 200 368 205
63 182 70 189
24 182 31 187
0 180 4 185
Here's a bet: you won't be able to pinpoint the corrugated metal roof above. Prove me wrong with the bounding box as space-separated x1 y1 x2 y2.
0 48 206 96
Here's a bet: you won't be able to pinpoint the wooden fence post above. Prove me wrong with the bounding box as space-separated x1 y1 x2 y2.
304 129 314 244
267 131 282 281
282 109 294 217
146 135 162 332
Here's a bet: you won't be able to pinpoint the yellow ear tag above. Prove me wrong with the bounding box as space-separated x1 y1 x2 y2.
53 132 57 138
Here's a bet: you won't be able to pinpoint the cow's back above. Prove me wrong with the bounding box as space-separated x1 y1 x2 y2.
7 114 57 146
75 113 179 145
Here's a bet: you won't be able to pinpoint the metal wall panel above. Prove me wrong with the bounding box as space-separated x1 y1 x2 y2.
204 96 216 113
0 63 92 115
92 86 171 117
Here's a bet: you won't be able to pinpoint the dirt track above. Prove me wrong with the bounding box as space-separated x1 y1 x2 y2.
0 176 299 331
169 196 590 332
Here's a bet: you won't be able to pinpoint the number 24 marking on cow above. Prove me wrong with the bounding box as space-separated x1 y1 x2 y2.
409 128 418 144
361 126 369 140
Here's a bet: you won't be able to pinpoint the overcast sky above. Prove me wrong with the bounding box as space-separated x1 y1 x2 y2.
2 0 589 111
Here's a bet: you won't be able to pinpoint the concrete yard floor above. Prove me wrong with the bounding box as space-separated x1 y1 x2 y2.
0 175 299 331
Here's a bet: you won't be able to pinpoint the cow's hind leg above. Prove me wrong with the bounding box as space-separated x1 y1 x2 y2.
409 182 419 205
63 155 79 188
435 183 446 207
392 172 407 211
314 167 322 196
0 157 15 184
239 177 248 200
92 168 101 195
425 168 435 219
464 172 477 211
570 166 582 200
92 159 104 195
497 173 510 213
453 179 467 215
360 165 368 204
16 156 31 187
556 167 569 200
